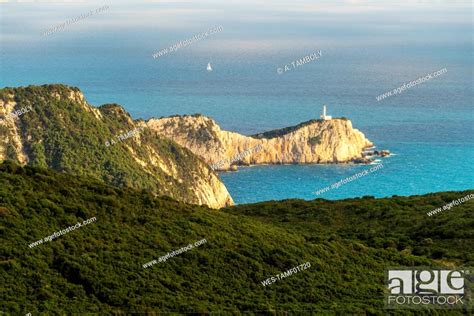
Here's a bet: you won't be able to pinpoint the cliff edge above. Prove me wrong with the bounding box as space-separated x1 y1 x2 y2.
147 115 374 171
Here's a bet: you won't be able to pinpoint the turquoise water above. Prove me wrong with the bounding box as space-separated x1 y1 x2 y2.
1 1 472 203
220 142 474 204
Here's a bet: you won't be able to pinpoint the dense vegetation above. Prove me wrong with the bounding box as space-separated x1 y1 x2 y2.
251 118 350 139
251 119 324 139
1 162 472 314
225 193 474 266
0 85 217 206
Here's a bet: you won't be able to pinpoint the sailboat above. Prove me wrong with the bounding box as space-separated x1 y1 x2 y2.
206 62 212 72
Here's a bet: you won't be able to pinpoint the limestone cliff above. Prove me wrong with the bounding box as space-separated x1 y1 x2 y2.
147 115 374 171
0 85 232 208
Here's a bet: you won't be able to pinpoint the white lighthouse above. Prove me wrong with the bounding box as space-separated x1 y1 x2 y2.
320 105 332 120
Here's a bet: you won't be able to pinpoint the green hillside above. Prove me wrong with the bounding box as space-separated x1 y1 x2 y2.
225 193 474 266
0 84 231 207
1 162 472 314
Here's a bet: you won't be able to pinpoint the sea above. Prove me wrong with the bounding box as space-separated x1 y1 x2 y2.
1 1 473 204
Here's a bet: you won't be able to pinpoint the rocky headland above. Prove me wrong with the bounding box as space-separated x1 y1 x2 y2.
147 114 379 171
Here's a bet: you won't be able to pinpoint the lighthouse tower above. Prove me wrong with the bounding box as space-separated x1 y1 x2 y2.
320 105 332 120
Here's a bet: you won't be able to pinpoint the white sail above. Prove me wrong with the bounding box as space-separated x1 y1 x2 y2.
207 62 212 72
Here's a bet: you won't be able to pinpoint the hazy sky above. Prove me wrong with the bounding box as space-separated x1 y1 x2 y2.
1 0 472 51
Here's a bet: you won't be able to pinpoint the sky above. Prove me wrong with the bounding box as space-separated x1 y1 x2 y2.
1 0 472 52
